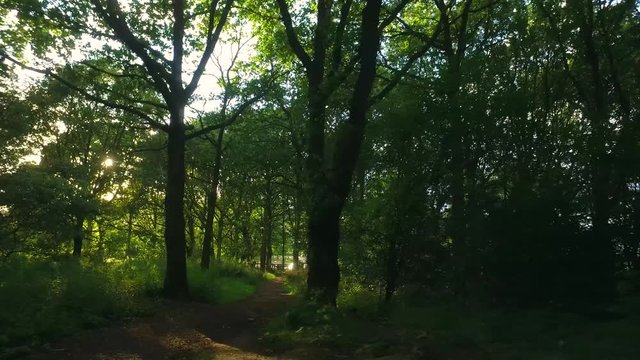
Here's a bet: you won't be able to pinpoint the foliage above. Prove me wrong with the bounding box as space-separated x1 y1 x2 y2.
188 260 263 304
265 278 640 359
1 0 640 357
0 257 156 353
0 257 261 354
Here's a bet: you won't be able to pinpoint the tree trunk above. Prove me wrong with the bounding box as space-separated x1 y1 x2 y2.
282 201 287 269
163 110 189 298
86 218 94 245
201 127 225 269
126 209 134 257
216 209 224 262
293 187 302 269
580 1 616 300
201 194 215 268
305 0 382 305
242 209 252 263
261 179 273 272
437 0 473 296
307 192 341 304
72 214 84 257
97 219 105 259
449 107 468 295
384 231 399 302
186 207 196 257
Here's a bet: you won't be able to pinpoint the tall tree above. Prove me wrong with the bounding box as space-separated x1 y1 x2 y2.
273 0 431 303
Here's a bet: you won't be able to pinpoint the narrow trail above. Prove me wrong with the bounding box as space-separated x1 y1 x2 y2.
27 279 296 360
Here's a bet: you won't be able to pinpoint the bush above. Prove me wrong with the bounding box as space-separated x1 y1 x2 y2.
283 269 306 295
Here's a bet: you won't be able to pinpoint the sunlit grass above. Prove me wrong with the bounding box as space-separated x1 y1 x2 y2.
188 261 262 304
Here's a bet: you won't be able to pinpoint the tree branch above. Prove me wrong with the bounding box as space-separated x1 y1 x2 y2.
90 0 172 102
275 0 313 72
2 51 169 132
185 0 234 97
330 0 353 75
185 95 262 140
378 0 415 33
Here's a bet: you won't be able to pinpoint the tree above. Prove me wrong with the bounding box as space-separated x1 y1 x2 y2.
273 0 426 304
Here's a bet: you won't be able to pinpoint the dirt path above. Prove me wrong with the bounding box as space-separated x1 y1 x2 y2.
27 280 295 360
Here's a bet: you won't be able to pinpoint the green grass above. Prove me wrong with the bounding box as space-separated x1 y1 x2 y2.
282 269 306 295
263 272 277 281
0 256 262 356
188 261 263 304
264 274 640 360
0 257 158 355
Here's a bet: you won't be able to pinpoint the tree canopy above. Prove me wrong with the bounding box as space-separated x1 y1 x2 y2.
1 0 639 308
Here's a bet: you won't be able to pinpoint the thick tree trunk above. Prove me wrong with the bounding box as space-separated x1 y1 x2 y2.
305 0 382 305
163 110 189 298
72 214 84 257
307 191 341 304
201 127 225 269
580 1 616 300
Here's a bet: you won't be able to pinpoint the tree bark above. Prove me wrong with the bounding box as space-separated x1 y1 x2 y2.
72 214 84 257
435 0 473 296
126 209 134 257
261 179 273 272
242 215 251 263
201 127 225 269
97 219 105 259
163 110 189 298
293 186 302 268
384 226 400 302
307 193 341 303
306 0 382 305
186 206 196 257
282 201 287 269
579 0 616 300
216 209 224 262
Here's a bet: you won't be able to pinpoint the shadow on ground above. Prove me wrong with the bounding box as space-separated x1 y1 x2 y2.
25 279 320 360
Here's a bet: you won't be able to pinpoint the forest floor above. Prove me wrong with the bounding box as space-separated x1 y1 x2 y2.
24 279 315 360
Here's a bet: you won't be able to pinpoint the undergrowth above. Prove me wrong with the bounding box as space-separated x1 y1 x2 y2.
0 256 262 356
188 261 263 304
265 271 640 359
